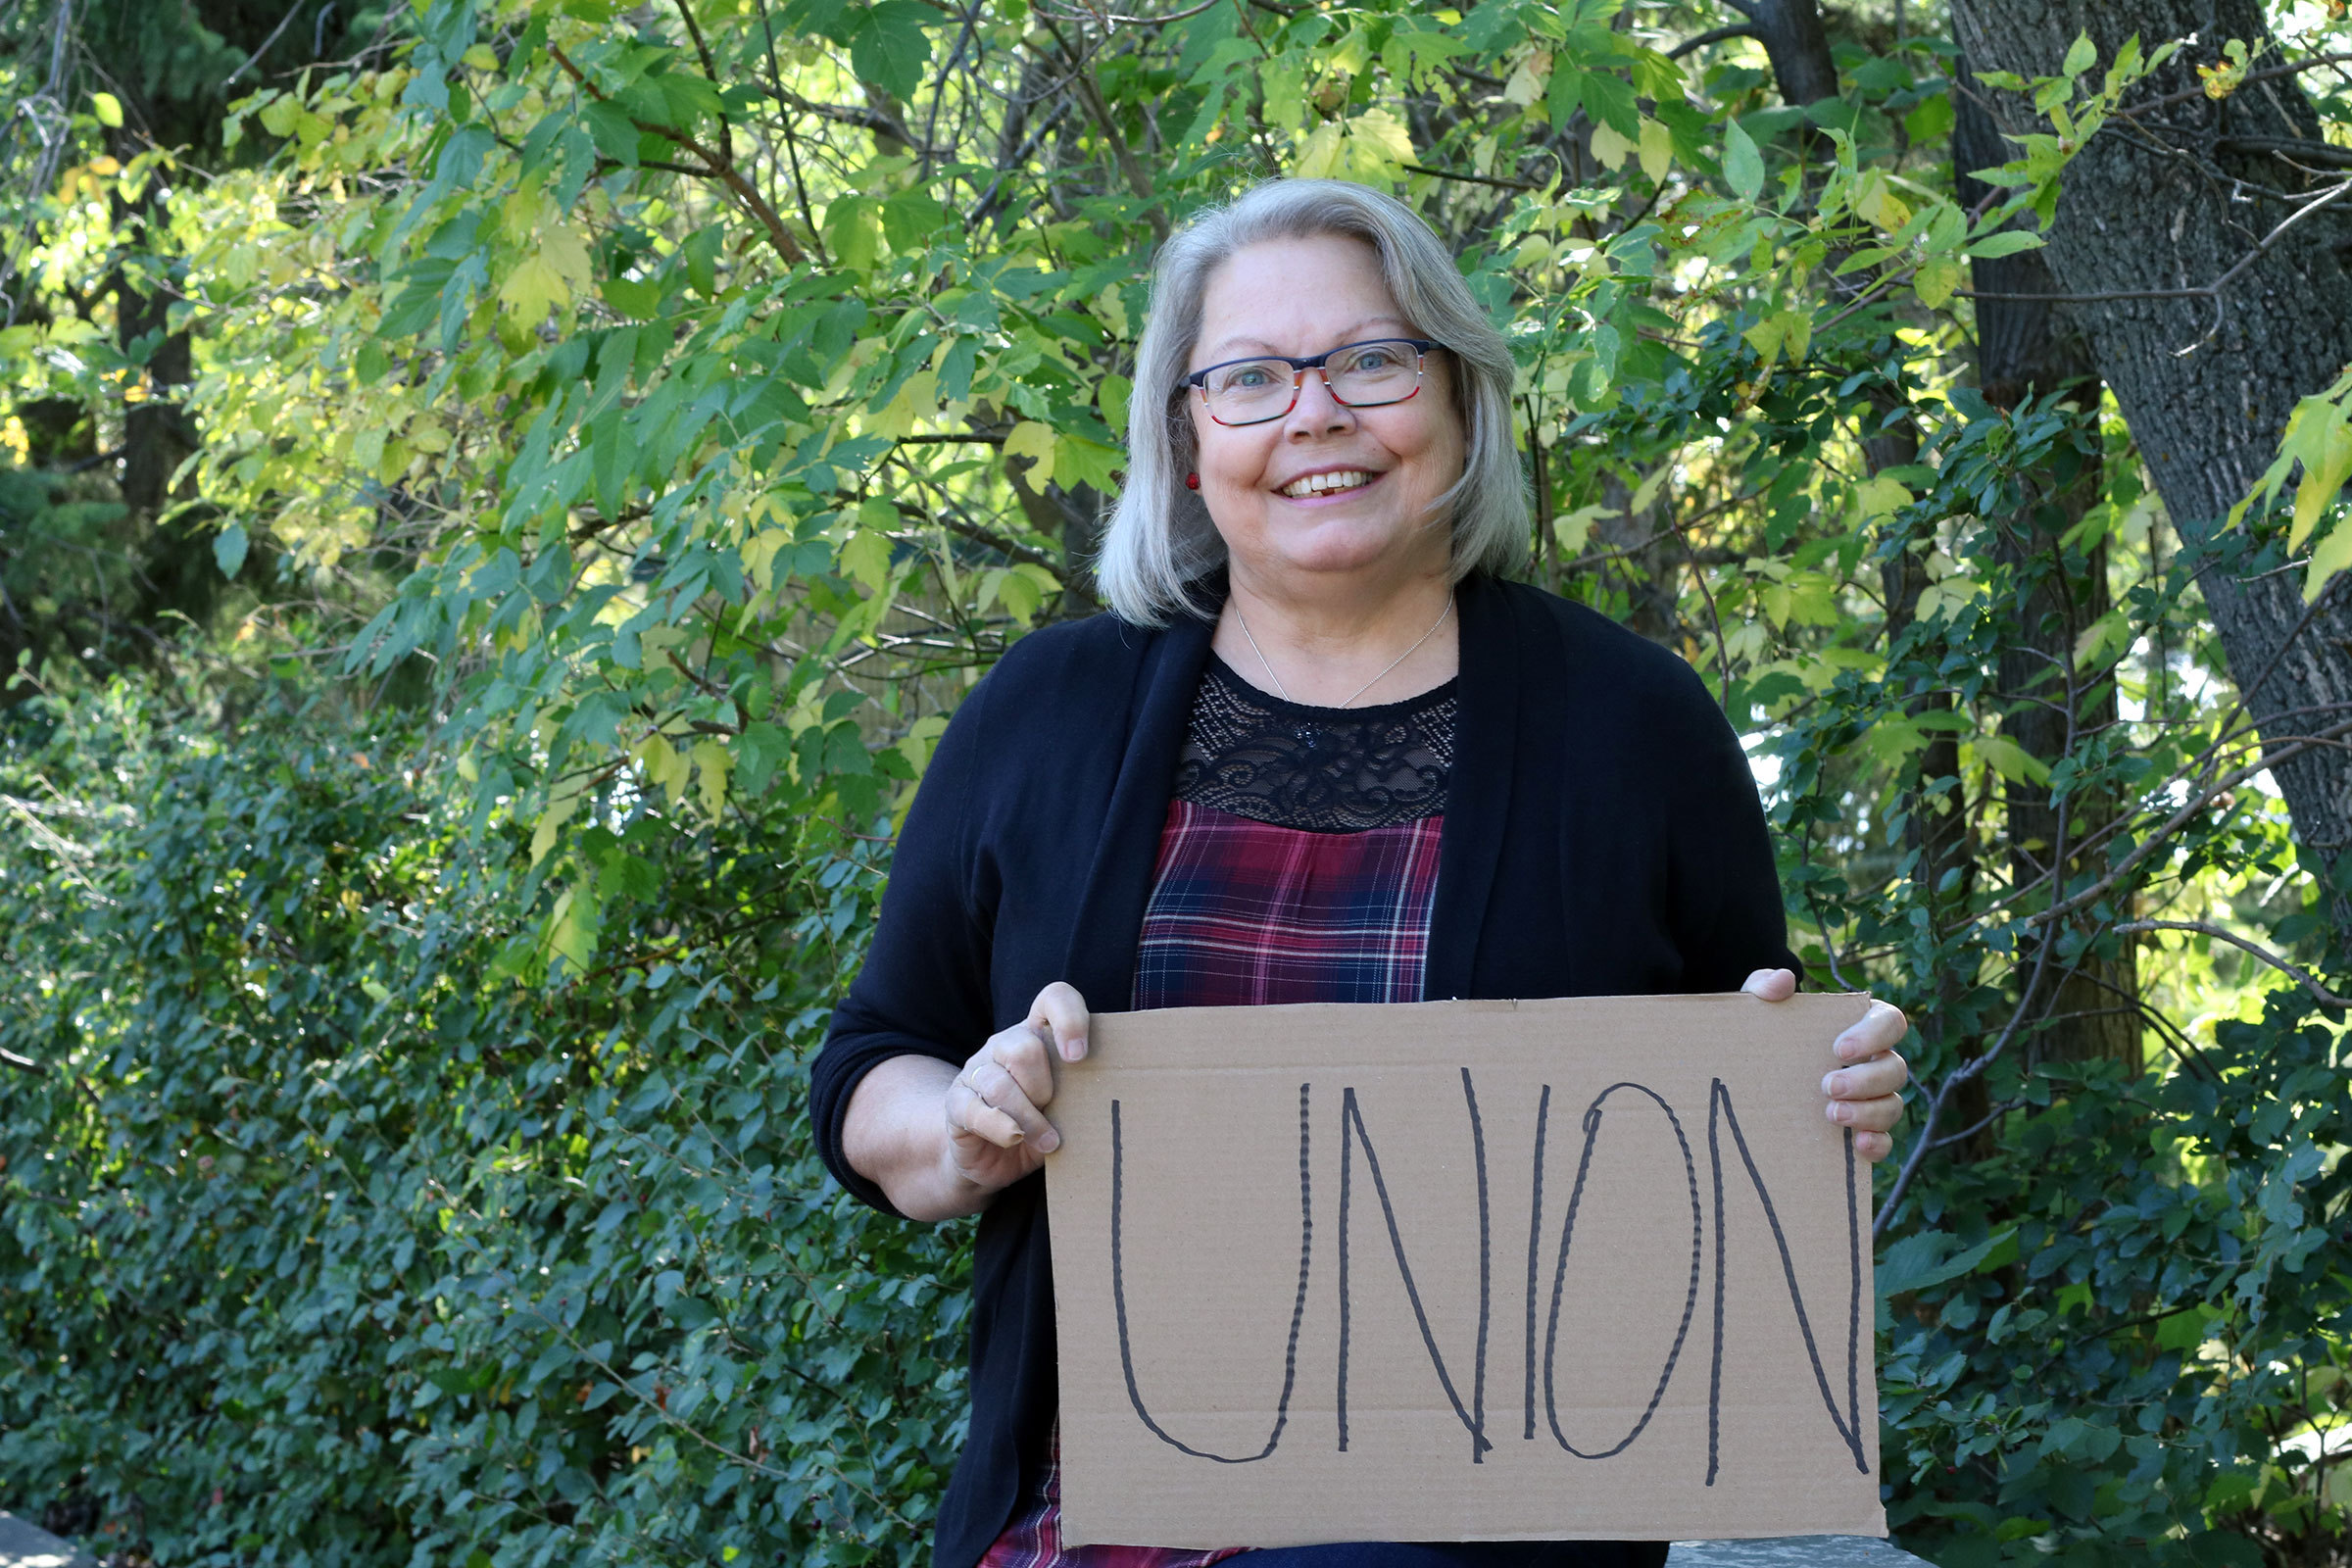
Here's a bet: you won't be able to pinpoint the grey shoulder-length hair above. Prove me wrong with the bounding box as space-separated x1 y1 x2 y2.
1096 177 1528 626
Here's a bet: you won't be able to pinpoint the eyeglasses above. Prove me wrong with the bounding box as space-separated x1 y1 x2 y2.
1180 337 1445 427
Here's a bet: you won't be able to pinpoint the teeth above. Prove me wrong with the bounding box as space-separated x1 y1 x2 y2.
1282 469 1371 498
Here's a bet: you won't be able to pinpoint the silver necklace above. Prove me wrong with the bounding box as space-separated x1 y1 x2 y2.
1232 592 1456 710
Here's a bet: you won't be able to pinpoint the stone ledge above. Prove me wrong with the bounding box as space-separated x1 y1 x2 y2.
0 1514 95 1568
1669 1537 1933 1566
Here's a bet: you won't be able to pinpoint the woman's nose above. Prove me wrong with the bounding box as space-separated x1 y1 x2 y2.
1283 369 1354 436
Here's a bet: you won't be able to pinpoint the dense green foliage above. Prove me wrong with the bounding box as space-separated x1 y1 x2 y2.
2 676 962 1564
9 0 2352 1562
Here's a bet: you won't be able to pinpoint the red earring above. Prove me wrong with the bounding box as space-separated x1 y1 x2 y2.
1185 472 1200 491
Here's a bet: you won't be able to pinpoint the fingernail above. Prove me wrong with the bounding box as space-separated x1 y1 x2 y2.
1040 1128 1062 1153
1062 1038 1087 1062
1821 1071 1839 1096
1826 1102 1845 1123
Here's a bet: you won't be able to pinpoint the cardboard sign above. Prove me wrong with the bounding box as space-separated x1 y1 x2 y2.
1044 994 1884 1548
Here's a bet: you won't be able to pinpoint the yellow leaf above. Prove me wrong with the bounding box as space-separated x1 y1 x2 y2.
2288 413 2352 549
1856 474 1913 519
2306 513 2352 602
1638 118 1673 183
868 370 940 440
1003 420 1057 486
1589 119 1637 172
634 733 690 806
543 223 595 297
1294 123 1345 180
1629 463 1673 514
1343 109 1415 179
1915 257 1962 310
1853 172 1911 230
91 92 122 128
1551 502 1618 557
746 528 794 593
499 253 570 319
1502 51 1551 108
838 529 894 590
530 793 580 866
691 739 732 818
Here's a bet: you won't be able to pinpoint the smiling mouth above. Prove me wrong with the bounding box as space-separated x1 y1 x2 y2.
1279 468 1377 499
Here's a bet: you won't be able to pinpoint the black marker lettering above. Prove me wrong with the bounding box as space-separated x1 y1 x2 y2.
1704 1078 1870 1481
1110 1085 1313 1463
1541 1082 1703 1459
1524 1083 1551 1443
1336 1085 1494 1459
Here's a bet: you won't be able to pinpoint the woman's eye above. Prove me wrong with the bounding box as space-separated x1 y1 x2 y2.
1228 367 1275 389
1351 349 1396 371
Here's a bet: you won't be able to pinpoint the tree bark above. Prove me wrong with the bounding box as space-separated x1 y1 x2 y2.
1952 0 2352 927
1955 59 2141 1072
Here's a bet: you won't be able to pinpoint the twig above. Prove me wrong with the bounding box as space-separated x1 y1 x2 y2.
548 43 807 266
1669 24 1759 61
1955 176 2352 315
2129 52 2352 114
1399 162 1541 192
2028 712 2352 929
225 0 307 85
1 1047 43 1073
2117 919 2352 1010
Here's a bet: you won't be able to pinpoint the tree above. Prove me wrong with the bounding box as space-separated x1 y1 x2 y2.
1955 0 2352 917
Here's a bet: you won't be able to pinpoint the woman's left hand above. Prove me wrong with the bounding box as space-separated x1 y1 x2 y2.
1742 967 1910 1163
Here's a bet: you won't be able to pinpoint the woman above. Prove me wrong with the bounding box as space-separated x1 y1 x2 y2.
810 178 1910 1568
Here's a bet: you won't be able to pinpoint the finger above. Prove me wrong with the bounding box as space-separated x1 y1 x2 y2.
1030 981 1093 1063
1741 967 1797 1002
1823 1054 1909 1101
1835 1001 1909 1062
986 1025 1057 1111
966 1060 1061 1152
1826 1092 1905 1134
1852 1130 1893 1164
954 1096 1034 1151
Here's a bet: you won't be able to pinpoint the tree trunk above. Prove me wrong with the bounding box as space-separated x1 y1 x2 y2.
1952 0 2352 928
1954 60 2142 1072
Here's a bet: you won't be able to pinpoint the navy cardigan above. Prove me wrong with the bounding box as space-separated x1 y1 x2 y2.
809 572 1800 1568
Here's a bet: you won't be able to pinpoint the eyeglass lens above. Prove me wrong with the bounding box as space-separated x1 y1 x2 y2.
1200 339 1424 424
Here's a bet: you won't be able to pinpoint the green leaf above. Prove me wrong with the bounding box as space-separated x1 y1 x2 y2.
1902 92 1954 144
91 92 122 128
822 196 881 274
2063 31 2098 78
214 522 250 579
1879 1227 2018 1298
1965 229 2046 259
1724 119 1763 202
849 2 935 101
1977 734 2052 786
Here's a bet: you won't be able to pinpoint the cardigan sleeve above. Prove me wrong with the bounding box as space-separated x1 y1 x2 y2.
808 665 1004 1217
1655 660 1804 991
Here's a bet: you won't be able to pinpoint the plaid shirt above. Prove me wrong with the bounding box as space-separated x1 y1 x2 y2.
984 786 1446 1566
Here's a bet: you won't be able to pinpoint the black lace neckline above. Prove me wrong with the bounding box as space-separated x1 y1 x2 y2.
1172 655 1457 833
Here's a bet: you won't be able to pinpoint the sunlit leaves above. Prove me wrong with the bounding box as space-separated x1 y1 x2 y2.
1723 118 1763 201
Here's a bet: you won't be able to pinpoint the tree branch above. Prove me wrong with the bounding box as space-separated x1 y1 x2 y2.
548 43 807 266
1399 161 1541 191
2129 52 2352 114
1670 24 1759 60
2116 920 2351 1010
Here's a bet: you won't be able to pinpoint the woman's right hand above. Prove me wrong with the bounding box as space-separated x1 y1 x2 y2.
941 982 1092 1197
